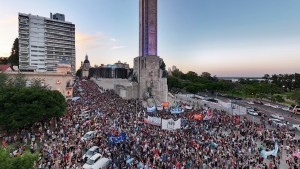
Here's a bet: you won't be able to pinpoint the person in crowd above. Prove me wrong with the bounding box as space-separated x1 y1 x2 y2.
1 79 299 169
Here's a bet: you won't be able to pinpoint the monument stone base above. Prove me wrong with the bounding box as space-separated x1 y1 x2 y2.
133 55 168 102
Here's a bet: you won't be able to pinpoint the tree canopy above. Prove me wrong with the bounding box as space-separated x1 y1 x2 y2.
0 57 8 64
0 147 38 169
167 70 300 104
8 38 19 66
76 68 82 77
0 72 67 129
0 87 67 129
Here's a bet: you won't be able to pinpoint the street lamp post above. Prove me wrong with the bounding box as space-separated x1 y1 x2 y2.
231 101 234 115
135 99 137 114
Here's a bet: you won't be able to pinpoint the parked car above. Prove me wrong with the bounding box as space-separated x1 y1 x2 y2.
82 146 100 162
273 121 287 127
281 107 290 111
268 118 281 122
268 118 286 127
271 105 281 109
247 101 254 105
292 124 300 131
247 110 258 116
288 126 296 131
264 103 271 107
79 111 90 120
254 100 263 105
81 131 97 142
270 114 284 120
268 118 282 124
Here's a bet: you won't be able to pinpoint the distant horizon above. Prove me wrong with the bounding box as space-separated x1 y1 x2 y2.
0 54 298 78
1 0 300 77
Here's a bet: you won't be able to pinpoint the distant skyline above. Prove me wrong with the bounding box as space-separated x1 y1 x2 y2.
0 0 300 77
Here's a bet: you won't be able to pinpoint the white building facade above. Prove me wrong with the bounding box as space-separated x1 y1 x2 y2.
19 13 75 73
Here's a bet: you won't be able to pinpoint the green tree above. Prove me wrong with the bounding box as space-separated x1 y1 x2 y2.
274 95 284 103
294 73 300 89
8 38 19 66
217 80 236 92
167 75 182 89
160 60 166 70
0 87 67 129
76 68 82 77
262 74 270 83
271 74 279 86
0 72 9 88
0 57 8 64
160 61 167 78
0 147 38 169
9 73 27 87
31 78 47 88
171 69 184 78
186 71 198 82
290 90 300 105
200 72 211 79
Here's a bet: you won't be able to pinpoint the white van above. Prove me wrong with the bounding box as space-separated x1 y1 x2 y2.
293 124 300 131
82 146 100 162
81 131 96 142
83 154 110 169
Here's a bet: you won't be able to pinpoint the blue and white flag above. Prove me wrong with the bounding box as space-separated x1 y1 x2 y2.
147 106 156 113
260 142 279 158
108 132 127 144
170 107 184 114
271 143 278 156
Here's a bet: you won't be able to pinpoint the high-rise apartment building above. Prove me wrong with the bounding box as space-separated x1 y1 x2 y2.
19 13 75 72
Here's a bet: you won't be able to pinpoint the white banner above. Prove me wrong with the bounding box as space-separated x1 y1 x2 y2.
144 116 161 126
162 118 181 130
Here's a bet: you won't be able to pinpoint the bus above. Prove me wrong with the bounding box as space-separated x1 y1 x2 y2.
289 105 300 115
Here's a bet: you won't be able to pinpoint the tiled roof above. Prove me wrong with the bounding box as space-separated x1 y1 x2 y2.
0 64 11 71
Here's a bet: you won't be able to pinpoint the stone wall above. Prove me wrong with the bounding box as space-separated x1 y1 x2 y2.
114 83 139 100
7 72 73 98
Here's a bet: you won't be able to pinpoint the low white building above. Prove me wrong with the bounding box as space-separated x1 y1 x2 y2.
5 62 73 98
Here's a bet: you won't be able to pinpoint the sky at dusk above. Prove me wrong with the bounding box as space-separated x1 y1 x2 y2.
0 0 300 77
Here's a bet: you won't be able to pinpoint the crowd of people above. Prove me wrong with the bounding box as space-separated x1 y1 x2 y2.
1 79 300 169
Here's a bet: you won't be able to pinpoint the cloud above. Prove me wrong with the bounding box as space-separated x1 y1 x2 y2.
75 31 108 51
75 31 126 69
76 31 126 52
111 45 125 50
0 16 17 25
76 31 105 43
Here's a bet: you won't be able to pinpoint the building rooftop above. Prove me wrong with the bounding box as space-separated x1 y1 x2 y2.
0 64 11 72
19 12 73 24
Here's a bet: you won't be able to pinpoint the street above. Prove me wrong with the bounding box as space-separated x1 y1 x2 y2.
173 93 300 136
